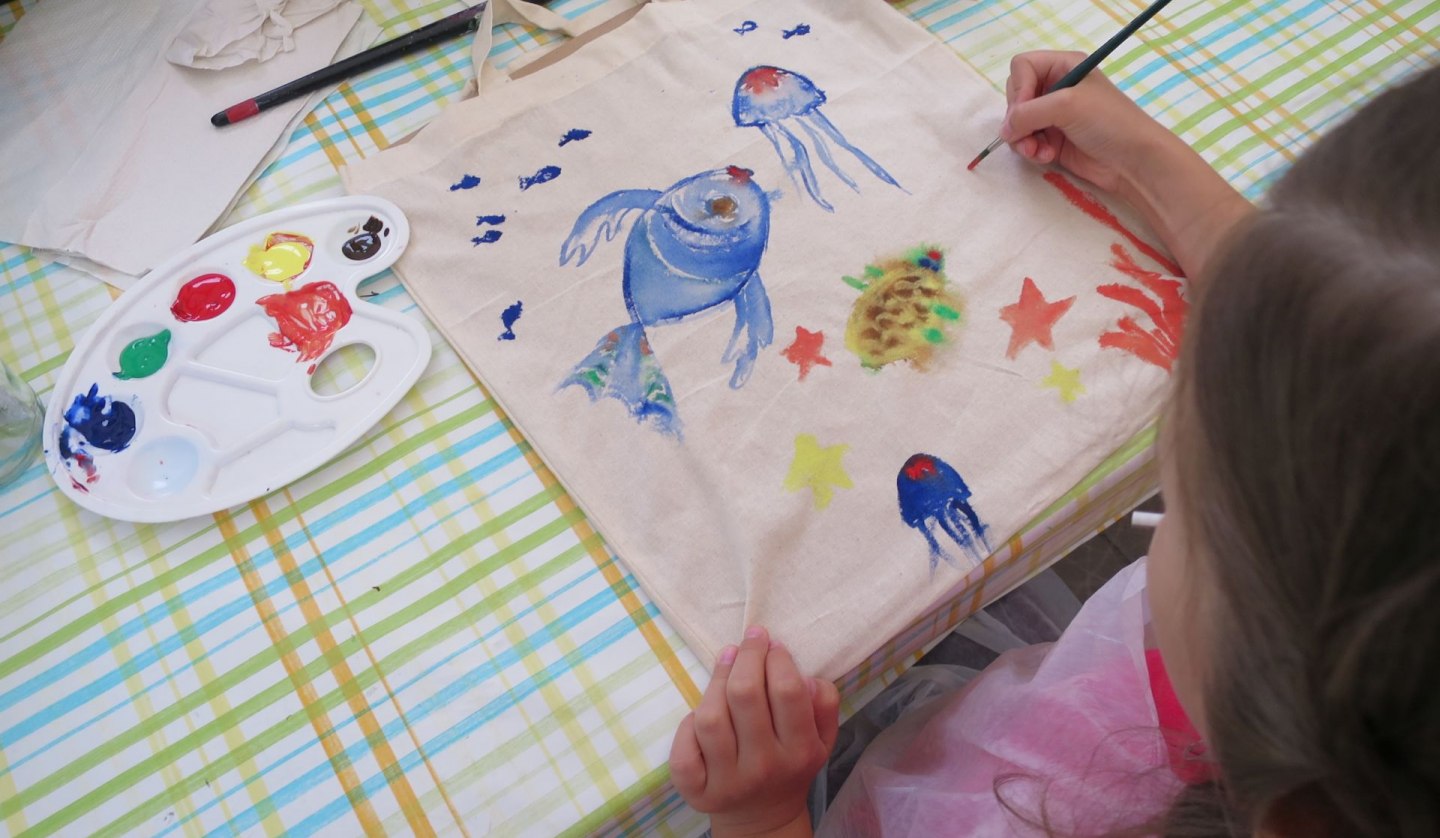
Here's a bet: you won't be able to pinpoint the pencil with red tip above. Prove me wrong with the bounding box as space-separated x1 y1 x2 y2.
212 3 489 127
966 0 1173 171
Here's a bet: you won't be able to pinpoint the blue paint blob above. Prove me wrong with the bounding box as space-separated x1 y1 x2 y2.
782 23 811 39
558 128 592 147
475 214 507 226
498 301 524 341
896 453 991 573
472 230 503 246
733 20 758 35
65 384 136 452
518 165 562 191
450 174 482 191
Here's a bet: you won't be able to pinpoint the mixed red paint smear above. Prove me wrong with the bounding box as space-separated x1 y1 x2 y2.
171 273 236 322
781 326 832 381
998 276 1075 360
256 281 354 371
902 454 938 481
742 66 785 94
1097 244 1189 372
1043 172 1185 277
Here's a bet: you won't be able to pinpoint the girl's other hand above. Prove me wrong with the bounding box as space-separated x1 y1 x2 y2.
1001 50 1171 194
670 627 841 838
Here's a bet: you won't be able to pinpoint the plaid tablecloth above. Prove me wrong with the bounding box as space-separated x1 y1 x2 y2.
1 1 1434 835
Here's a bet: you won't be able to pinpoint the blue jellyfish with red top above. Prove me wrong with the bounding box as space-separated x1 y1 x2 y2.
559 165 775 438
733 65 903 212
897 453 992 572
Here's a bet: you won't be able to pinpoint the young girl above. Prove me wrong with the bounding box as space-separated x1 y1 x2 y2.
669 51 1440 837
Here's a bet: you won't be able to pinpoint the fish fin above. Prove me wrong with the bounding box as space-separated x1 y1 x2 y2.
560 189 662 267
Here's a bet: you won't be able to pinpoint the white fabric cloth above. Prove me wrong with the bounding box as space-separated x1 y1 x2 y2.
166 0 351 69
344 0 1180 679
0 0 362 280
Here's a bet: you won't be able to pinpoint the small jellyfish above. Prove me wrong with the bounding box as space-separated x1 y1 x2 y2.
732 65 903 212
896 453 992 573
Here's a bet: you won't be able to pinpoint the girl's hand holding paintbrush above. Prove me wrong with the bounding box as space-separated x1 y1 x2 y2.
1001 50 1253 281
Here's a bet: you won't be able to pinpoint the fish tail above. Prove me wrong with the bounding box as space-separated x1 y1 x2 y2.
562 323 681 437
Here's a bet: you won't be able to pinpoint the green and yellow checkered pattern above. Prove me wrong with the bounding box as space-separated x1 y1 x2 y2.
1 0 1433 834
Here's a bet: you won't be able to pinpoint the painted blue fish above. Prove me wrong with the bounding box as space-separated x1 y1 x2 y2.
734 20 758 35
558 166 776 437
519 165 562 191
499 301 523 341
559 128 592 147
897 453 991 573
781 23 811 39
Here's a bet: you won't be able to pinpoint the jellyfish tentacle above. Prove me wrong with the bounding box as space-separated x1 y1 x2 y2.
935 511 979 562
952 498 992 556
924 521 958 571
722 273 774 388
759 121 833 212
796 117 860 192
803 111 905 192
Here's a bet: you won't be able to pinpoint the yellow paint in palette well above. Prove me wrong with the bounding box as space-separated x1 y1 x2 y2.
843 247 964 371
244 232 315 285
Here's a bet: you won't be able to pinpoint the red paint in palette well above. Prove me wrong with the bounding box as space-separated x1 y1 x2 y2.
256 281 354 367
171 274 236 322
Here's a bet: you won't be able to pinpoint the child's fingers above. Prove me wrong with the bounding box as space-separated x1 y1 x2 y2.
811 678 842 755
1003 87 1079 144
668 713 707 797
763 642 817 746
725 627 774 750
693 644 738 765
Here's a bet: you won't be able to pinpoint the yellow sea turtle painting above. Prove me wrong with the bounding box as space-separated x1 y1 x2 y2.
842 245 964 371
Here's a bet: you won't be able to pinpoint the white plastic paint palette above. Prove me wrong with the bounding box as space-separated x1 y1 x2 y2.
44 197 429 523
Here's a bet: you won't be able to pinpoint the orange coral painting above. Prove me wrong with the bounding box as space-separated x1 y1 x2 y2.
1096 244 1188 372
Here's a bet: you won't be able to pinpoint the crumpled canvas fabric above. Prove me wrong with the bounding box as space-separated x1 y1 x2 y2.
0 0 362 280
818 559 1186 836
344 0 1182 679
166 0 352 69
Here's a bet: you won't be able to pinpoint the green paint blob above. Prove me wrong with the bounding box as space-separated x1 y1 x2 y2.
841 275 868 292
863 265 884 279
922 328 945 344
115 329 171 380
932 304 961 321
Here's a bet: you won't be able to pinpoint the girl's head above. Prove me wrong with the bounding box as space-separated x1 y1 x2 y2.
1148 62 1440 836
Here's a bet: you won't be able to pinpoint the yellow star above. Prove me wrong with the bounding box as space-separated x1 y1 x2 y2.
783 434 854 510
1041 359 1085 403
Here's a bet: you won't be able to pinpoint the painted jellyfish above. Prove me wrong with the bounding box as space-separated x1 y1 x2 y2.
732 65 903 212
558 165 775 437
896 453 992 573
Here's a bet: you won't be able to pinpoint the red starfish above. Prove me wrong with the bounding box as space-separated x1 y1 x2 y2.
998 277 1076 360
781 326 832 381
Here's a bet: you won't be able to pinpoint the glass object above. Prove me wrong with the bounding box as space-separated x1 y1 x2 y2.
0 360 42 490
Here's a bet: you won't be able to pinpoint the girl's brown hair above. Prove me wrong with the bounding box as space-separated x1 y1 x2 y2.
1169 60 1440 836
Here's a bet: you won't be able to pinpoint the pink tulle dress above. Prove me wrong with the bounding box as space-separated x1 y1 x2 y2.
818 559 1213 836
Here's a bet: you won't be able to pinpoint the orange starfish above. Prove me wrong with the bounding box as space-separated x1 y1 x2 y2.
999 277 1075 360
781 326 832 381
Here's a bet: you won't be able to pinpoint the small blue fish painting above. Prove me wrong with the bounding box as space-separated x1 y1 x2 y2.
472 230 503 246
57 384 137 487
781 23 811 39
519 165 562 191
896 453 992 574
733 66 903 212
476 214 507 226
733 20 758 35
559 128 592 147
499 301 523 341
450 174 482 191
558 165 776 438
